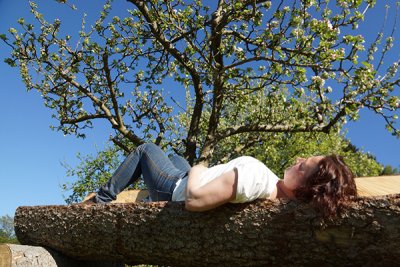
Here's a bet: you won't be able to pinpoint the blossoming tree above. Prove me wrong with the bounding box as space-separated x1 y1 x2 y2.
2 0 399 166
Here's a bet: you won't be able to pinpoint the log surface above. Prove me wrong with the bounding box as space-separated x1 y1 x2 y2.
14 195 400 267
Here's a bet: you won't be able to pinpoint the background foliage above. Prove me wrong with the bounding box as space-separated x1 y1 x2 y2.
0 215 18 244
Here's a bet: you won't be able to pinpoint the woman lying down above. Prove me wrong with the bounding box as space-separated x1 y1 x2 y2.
82 143 357 218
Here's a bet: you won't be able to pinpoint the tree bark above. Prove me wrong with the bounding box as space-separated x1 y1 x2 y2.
14 195 400 267
0 244 123 267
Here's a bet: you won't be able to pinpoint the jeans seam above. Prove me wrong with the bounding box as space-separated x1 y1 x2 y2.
112 150 137 183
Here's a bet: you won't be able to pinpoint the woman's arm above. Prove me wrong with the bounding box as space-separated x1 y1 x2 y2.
185 165 238 212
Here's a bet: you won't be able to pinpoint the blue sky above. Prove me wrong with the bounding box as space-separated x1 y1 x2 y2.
0 0 399 217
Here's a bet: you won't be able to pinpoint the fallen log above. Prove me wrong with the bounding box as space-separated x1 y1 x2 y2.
0 244 123 267
14 195 400 267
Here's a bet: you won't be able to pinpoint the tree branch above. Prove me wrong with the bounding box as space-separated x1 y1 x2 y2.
60 73 144 146
223 55 330 71
60 114 108 125
102 51 123 126
199 1 229 163
217 123 327 140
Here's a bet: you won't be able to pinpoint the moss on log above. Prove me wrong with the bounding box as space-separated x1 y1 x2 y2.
14 195 400 266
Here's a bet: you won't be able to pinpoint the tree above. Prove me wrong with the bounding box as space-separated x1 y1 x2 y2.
0 215 18 244
381 164 400 175
2 0 399 167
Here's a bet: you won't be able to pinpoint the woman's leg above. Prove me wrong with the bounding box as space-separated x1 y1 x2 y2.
96 143 188 203
140 155 191 203
170 155 191 172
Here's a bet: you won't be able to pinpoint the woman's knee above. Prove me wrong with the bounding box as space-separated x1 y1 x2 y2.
137 143 158 152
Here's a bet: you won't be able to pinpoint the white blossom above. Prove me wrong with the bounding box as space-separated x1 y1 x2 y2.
326 20 333 30
311 76 325 87
234 46 243 53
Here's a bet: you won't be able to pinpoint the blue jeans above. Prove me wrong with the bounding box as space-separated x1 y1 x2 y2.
96 143 191 203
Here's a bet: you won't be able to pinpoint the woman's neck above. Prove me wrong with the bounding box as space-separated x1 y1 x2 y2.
276 180 296 200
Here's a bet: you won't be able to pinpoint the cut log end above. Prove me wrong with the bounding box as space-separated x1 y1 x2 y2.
0 244 124 267
0 244 12 267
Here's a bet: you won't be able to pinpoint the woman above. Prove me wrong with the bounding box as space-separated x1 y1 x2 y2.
83 143 357 217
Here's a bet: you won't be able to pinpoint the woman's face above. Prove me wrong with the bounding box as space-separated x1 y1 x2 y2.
283 156 324 191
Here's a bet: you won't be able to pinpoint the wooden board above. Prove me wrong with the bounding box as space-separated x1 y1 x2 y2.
83 190 149 203
355 175 400 196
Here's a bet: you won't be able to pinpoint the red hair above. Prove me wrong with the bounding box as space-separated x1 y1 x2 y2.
294 155 357 218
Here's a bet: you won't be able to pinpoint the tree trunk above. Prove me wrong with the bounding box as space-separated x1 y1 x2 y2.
0 244 123 267
14 195 400 267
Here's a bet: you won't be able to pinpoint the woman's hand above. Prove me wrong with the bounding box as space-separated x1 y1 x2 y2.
185 165 238 212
